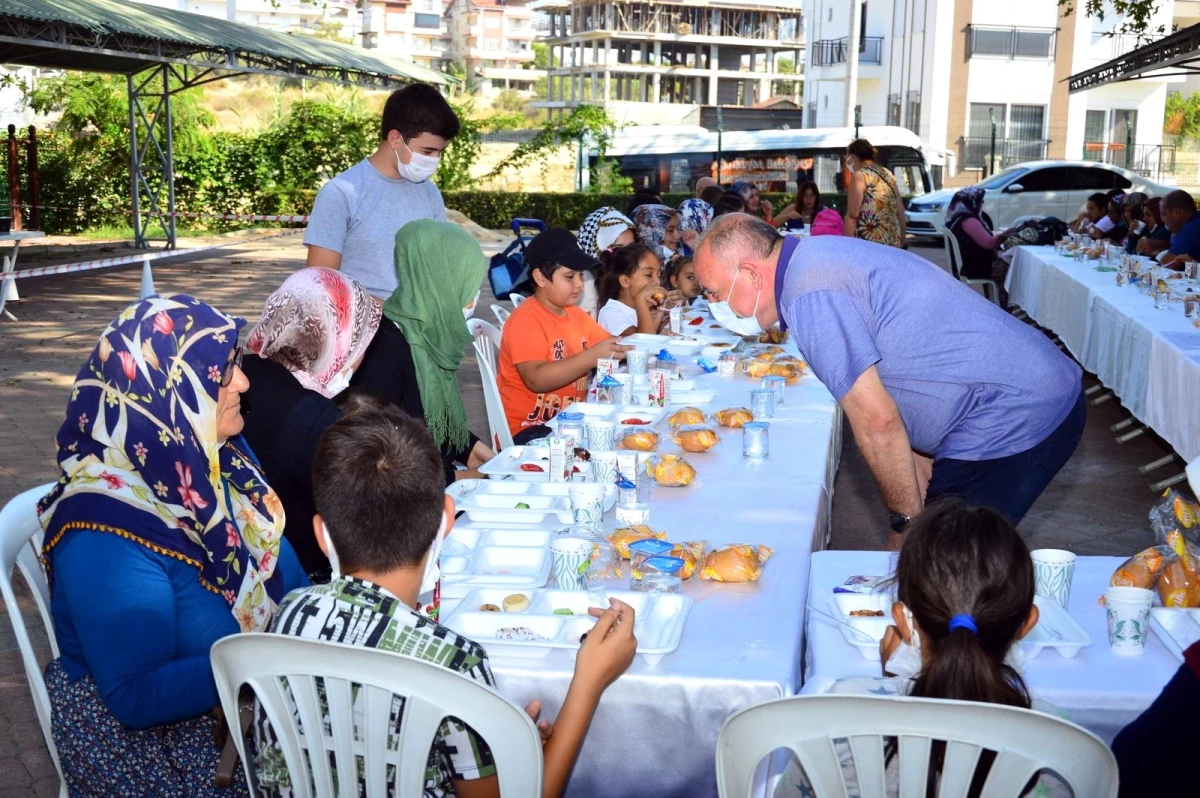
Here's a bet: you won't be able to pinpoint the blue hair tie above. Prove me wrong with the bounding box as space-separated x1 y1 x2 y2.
948 614 977 634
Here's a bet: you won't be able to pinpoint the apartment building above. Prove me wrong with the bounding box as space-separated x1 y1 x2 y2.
533 0 804 124
135 0 362 40
446 0 539 93
361 0 452 70
803 0 1177 187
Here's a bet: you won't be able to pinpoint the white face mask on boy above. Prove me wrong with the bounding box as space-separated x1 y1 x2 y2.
394 137 440 184
321 512 447 598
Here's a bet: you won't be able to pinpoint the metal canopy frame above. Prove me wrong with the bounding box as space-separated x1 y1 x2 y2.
1068 23 1200 93
0 7 441 249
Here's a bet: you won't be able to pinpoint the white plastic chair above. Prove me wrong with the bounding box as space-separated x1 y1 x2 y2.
491 303 510 328
935 221 1002 306
211 634 543 798
466 318 514 452
0 483 68 797
508 292 525 307
716 694 1117 798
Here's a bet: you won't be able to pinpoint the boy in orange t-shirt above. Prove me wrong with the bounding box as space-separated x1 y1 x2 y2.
499 228 632 440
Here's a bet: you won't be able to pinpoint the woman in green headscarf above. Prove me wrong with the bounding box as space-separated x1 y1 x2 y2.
349 218 495 482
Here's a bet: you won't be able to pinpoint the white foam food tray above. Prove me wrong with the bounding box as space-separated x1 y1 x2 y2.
543 403 668 430
663 338 706 357
669 390 715 405
826 593 892 660
477 446 576 482
443 588 692 664
1020 594 1093 659
1150 607 1200 662
448 479 616 513
457 490 573 524
440 543 552 600
441 525 553 557
620 333 671 351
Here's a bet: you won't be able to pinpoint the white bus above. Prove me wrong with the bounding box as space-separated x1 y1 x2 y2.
595 124 933 199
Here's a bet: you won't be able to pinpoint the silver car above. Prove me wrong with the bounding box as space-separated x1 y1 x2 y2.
906 160 1171 238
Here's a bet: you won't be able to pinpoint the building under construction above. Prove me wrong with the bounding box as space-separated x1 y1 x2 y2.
534 0 804 117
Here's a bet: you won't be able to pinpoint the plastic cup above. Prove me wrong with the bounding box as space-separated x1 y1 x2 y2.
590 450 619 485
1104 586 1154 656
584 419 616 452
611 373 633 405
626 349 649 376
1031 549 1076 608
550 537 591 590
568 482 606 529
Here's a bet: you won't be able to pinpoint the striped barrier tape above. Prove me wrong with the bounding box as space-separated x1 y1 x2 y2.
8 228 305 280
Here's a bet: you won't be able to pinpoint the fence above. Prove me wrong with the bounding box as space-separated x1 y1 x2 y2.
0 125 40 231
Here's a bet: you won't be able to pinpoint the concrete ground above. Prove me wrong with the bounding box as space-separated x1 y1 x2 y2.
0 233 1180 792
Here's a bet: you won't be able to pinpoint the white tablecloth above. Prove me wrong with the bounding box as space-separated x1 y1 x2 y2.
801 550 1181 744
445 350 842 797
1006 245 1200 460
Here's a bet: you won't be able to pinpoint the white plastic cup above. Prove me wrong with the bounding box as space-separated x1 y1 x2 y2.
590 450 619 485
1031 549 1076 608
611 373 633 405
550 537 591 590
584 419 616 452
567 482 606 529
1104 586 1154 656
626 349 648 376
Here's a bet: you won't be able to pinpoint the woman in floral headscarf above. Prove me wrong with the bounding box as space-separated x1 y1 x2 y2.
240 267 381 578
40 295 308 796
576 206 635 316
632 203 682 262
676 198 713 256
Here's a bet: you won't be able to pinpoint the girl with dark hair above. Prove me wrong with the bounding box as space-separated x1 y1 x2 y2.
775 499 1067 797
772 180 823 229
1137 196 1173 256
844 138 907 247
712 191 746 218
666 255 701 304
596 243 679 336
1070 192 1111 237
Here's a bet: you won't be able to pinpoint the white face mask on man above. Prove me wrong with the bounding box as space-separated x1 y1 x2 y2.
394 137 440 184
709 268 764 336
321 512 448 598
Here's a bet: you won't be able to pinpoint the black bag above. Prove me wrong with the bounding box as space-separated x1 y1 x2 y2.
1011 216 1068 246
488 218 546 298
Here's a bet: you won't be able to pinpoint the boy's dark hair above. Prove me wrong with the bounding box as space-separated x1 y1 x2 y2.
313 406 445 573
596 243 658 306
712 191 746 218
381 83 460 142
1087 192 1110 213
700 185 725 206
893 499 1034 709
332 388 389 416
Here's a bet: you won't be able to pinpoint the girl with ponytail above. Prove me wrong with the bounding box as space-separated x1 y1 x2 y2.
776 499 1068 797
595 243 682 337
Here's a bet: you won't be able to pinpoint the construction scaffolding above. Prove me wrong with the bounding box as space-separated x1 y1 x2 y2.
534 0 803 112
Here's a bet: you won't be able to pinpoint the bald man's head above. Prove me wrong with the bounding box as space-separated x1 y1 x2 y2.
693 213 784 329
695 176 718 196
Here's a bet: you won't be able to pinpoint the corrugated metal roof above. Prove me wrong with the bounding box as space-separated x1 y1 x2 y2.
0 0 450 86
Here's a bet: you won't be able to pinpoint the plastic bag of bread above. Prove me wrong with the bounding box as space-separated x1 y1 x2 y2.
715 407 754 428
619 429 660 452
668 407 707 427
758 327 789 344
1160 529 1200 607
652 454 696 487
769 361 803 383
1110 545 1169 590
670 541 705 580
673 425 719 453
700 544 775 583
741 358 772 378
1150 488 1200 548
608 525 667 558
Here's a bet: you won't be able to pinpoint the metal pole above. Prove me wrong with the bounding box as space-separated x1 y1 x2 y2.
127 73 142 249
162 64 177 250
844 0 862 128
988 108 997 178
26 125 39 231
6 124 20 232
1125 117 1133 172
854 106 861 140
716 106 724 184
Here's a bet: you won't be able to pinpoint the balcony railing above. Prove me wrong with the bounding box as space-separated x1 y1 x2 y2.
967 25 1057 59
1083 141 1176 180
812 37 883 67
960 136 1050 171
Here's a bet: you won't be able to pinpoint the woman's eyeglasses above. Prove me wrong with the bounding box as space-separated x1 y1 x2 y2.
220 346 243 388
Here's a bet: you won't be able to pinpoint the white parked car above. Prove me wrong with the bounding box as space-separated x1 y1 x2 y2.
906 161 1171 238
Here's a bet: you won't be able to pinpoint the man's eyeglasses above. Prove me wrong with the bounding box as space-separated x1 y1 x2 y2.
220 346 244 388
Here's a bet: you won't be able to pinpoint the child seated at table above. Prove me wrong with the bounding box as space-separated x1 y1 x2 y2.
597 243 681 336
667 256 702 305
775 499 1069 797
498 228 632 443
254 405 637 798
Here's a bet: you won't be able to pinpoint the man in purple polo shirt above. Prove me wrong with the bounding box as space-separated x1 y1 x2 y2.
693 214 1084 546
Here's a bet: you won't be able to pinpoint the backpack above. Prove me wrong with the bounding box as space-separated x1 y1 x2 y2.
810 208 844 237
487 218 546 298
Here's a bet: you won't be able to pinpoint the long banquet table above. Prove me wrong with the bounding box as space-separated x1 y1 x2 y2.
442 343 843 797
802 550 1180 744
1006 245 1200 461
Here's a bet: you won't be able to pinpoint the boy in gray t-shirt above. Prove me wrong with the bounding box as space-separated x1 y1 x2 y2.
304 83 457 299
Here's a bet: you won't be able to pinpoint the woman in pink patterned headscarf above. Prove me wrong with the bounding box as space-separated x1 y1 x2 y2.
246 268 382 397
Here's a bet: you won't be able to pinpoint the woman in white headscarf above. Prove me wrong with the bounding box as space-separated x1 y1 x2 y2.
576 207 635 316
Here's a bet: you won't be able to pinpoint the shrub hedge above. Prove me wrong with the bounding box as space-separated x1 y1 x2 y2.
442 191 852 230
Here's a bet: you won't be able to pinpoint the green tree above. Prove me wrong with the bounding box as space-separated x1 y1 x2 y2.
486 105 617 181
772 57 799 98
1166 92 1200 139
1057 0 1167 39
436 99 482 191
305 18 352 44
531 42 556 70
